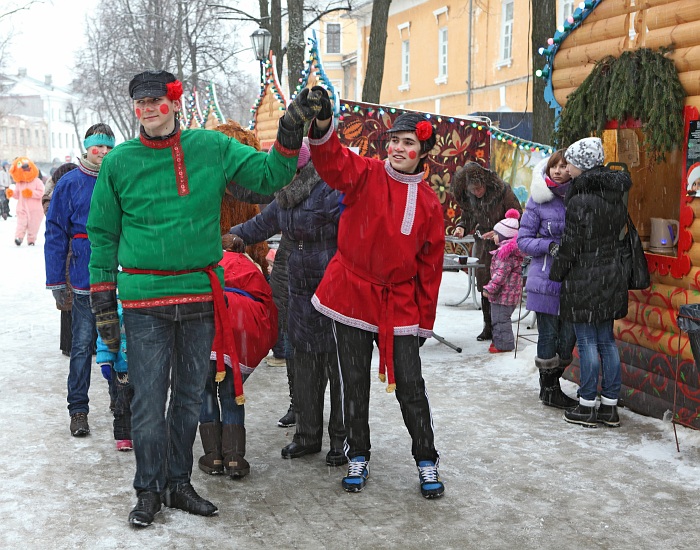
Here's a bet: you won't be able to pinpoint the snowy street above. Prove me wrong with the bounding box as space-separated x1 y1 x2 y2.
1 215 699 550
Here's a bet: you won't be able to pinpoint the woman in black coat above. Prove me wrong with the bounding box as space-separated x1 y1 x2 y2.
230 153 347 467
549 137 632 428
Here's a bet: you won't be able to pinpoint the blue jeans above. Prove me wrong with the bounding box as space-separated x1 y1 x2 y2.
536 312 577 362
123 302 215 494
573 320 621 402
67 293 96 415
200 361 250 425
272 330 292 359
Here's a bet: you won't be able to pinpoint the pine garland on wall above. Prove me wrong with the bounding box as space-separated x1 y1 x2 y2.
554 48 686 162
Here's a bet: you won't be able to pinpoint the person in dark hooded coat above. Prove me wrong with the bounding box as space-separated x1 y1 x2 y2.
229 146 347 468
549 137 632 428
452 162 522 341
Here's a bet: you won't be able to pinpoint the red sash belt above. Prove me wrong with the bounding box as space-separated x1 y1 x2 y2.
73 233 88 239
122 265 244 404
337 255 414 393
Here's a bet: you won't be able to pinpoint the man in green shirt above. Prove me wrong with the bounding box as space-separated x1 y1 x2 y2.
88 70 322 528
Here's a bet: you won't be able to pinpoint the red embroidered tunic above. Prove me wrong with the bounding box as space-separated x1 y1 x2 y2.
309 126 445 389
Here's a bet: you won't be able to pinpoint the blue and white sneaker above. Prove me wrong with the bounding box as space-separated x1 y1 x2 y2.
342 456 369 492
417 460 444 499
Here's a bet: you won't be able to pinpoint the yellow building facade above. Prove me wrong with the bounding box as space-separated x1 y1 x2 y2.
316 0 576 118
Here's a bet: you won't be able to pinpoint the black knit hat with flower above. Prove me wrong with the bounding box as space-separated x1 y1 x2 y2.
386 113 436 154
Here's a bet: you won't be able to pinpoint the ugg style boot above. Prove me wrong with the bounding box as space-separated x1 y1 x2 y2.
536 356 578 409
222 424 250 478
198 422 224 475
476 296 493 341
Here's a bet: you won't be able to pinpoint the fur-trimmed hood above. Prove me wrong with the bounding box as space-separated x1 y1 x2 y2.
529 158 556 205
566 165 632 205
452 162 509 211
275 160 322 209
491 236 525 260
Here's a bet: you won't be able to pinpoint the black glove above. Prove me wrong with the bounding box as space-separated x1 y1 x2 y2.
548 242 559 257
419 337 426 348
311 86 332 121
283 88 322 129
91 289 120 353
52 288 70 310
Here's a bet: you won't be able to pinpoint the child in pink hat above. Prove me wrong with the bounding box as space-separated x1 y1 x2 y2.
482 208 527 353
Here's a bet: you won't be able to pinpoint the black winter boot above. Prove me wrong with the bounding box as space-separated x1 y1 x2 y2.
564 403 597 427
222 424 250 478
476 296 492 341
128 490 161 528
536 356 578 409
278 352 296 427
597 404 620 427
198 422 224 475
163 482 218 516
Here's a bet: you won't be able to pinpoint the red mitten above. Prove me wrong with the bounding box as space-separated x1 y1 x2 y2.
5 188 13 199
21 188 33 199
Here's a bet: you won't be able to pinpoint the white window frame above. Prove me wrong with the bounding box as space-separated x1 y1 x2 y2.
326 23 341 54
561 0 575 23
497 0 514 69
435 26 448 84
399 39 410 91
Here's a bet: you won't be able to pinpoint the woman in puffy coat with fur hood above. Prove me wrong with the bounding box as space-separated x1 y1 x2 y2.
452 162 522 341
517 151 578 410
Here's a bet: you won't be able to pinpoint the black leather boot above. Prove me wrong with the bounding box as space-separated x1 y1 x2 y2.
278 353 296 427
476 296 492 341
163 482 218 517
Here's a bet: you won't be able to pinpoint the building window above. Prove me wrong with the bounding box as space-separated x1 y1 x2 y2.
400 39 410 90
42 131 47 147
326 23 341 54
35 129 39 145
437 27 448 81
499 0 514 65
561 0 575 22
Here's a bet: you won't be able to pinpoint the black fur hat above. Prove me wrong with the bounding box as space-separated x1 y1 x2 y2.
129 70 178 100
387 112 436 154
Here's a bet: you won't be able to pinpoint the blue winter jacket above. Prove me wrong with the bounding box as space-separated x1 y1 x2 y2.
231 162 341 353
45 160 99 293
516 158 569 316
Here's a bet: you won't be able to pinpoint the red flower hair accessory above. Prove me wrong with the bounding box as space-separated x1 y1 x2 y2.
415 120 433 141
166 80 183 101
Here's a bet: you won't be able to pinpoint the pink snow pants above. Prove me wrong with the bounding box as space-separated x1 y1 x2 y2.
15 197 44 244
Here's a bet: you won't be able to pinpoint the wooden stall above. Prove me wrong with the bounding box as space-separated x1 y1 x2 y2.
541 0 700 428
248 35 497 242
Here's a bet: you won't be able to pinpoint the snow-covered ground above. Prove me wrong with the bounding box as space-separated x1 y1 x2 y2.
1 208 700 549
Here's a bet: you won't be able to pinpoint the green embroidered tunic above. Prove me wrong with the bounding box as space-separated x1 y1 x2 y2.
87 128 297 307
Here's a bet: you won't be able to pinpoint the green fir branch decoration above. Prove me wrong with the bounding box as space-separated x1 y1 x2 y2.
554 48 686 163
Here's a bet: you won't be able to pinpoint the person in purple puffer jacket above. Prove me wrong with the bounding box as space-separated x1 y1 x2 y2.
517 151 578 409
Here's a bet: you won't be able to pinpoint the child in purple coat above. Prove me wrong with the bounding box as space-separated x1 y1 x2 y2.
483 209 526 352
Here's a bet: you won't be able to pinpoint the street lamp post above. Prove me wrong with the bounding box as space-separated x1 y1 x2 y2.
250 27 272 84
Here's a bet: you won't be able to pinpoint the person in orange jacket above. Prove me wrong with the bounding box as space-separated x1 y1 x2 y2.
6 157 44 245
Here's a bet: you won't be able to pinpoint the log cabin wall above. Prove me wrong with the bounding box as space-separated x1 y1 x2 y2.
550 0 700 428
